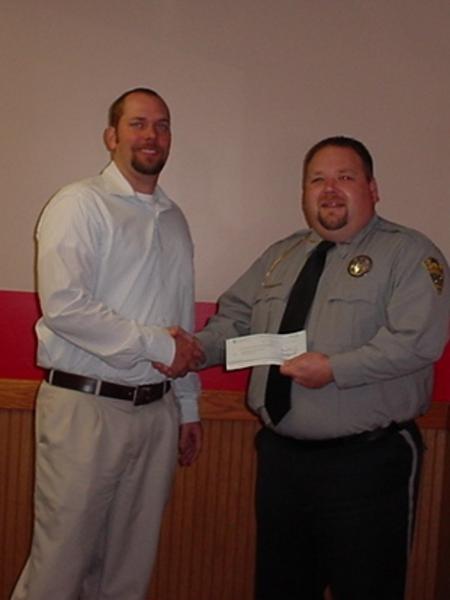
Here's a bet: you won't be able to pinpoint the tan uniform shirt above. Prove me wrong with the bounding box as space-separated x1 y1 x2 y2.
197 216 450 439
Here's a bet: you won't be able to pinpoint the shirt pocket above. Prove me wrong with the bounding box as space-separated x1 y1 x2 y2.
250 283 291 334
315 278 381 351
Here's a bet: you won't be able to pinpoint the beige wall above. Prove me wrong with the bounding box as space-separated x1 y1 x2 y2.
2 1 449 300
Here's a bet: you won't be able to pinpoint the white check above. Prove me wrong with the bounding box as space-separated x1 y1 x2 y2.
226 331 307 370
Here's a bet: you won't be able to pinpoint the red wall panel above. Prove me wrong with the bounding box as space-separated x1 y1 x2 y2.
0 290 447 402
0 290 250 391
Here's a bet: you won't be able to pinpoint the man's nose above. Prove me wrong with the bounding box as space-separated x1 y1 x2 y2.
144 125 157 139
323 177 337 192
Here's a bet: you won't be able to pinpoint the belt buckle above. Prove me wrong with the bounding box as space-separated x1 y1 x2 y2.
133 385 151 406
132 386 142 406
132 382 168 406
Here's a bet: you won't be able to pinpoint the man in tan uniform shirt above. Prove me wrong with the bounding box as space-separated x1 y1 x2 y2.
194 137 449 599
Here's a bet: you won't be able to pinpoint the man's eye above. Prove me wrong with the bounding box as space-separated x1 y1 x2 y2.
156 122 170 133
339 175 354 181
130 121 144 128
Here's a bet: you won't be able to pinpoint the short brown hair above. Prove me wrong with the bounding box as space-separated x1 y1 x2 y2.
108 88 168 128
303 136 374 181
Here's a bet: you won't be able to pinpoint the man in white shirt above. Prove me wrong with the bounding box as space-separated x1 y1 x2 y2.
11 88 203 600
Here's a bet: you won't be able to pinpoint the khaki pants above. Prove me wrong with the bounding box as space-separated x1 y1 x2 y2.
11 381 179 600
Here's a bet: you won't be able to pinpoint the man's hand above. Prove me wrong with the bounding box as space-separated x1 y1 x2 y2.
179 421 203 466
153 326 205 378
280 352 334 388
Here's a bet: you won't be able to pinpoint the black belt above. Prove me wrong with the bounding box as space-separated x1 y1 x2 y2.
47 370 171 406
275 421 413 450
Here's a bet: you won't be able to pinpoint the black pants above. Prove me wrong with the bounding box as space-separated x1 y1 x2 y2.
254 423 423 600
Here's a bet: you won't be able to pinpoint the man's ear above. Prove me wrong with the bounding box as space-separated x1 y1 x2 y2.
370 178 380 205
103 126 117 152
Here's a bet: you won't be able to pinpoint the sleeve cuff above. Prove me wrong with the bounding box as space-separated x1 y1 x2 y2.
178 397 200 423
145 328 176 365
329 352 361 389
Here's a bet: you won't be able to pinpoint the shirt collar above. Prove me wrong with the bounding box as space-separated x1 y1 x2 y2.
334 215 379 258
306 215 379 259
100 161 173 211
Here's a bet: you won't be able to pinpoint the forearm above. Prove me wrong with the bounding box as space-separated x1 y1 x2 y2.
40 288 175 368
196 268 265 366
331 325 448 389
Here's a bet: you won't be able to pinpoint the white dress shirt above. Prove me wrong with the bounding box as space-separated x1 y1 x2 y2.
35 161 200 422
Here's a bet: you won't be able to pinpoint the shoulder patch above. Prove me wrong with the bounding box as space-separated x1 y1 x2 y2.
423 257 444 294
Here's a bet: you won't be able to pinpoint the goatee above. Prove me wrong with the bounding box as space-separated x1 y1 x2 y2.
131 156 167 177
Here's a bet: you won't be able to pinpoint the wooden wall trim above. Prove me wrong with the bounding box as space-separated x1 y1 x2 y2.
417 402 450 431
1 378 449 430
0 379 39 410
200 389 256 421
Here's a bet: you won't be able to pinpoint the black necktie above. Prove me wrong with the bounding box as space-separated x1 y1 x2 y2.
265 240 335 425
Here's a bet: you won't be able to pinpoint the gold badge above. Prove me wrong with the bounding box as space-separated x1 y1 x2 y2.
423 257 444 294
348 255 373 277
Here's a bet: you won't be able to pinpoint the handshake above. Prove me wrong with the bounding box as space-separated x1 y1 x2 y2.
153 326 205 378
